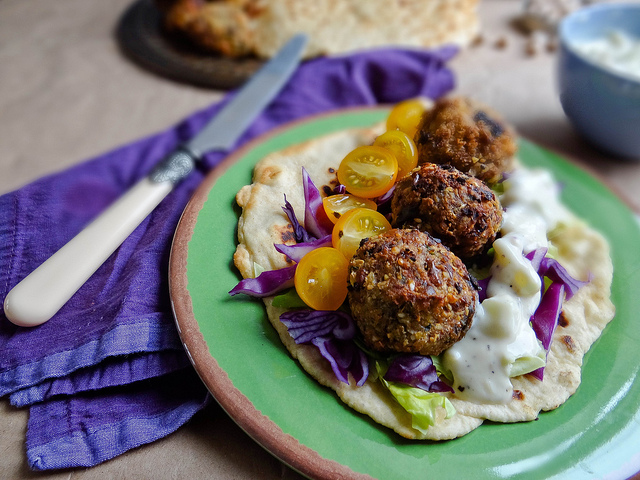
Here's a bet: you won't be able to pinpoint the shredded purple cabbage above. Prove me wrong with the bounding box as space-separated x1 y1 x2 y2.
525 247 548 272
280 309 368 386
231 170 336 298
524 248 589 380
500 171 512 182
274 235 332 263
529 282 565 381
229 265 296 297
311 336 369 386
384 354 454 393
282 194 314 243
529 367 544 382
525 248 589 300
302 167 333 239
333 184 347 195
376 184 396 207
280 309 355 343
531 282 565 351
477 276 491 302
538 257 589 301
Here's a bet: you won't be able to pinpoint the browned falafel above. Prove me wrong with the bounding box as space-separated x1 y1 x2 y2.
390 163 502 260
347 229 478 357
414 96 517 185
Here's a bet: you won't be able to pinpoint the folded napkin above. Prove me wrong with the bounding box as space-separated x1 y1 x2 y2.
0 46 457 470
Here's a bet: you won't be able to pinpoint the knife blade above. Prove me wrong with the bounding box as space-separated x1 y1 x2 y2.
4 34 308 328
188 34 307 155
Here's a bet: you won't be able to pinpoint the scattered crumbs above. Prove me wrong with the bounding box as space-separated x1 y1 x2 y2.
505 0 593 57
494 36 508 50
525 30 548 56
513 389 525 401
471 33 484 47
520 0 587 32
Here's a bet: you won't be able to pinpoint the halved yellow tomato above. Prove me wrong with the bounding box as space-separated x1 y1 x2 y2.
294 247 349 311
332 208 392 259
337 146 398 199
373 130 418 179
322 194 377 224
386 98 429 140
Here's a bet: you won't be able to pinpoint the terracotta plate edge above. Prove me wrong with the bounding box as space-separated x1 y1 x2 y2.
168 110 382 480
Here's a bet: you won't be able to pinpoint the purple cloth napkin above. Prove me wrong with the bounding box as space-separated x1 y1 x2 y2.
0 46 457 470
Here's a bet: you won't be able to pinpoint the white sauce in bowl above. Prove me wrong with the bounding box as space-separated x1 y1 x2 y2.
442 168 572 404
572 30 640 81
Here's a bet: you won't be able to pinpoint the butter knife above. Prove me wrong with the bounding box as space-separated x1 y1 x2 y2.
4 34 308 327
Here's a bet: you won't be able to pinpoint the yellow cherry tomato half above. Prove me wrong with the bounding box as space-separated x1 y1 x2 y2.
373 130 418 179
332 208 392 259
322 193 377 224
294 247 349 311
337 145 398 199
386 98 429 140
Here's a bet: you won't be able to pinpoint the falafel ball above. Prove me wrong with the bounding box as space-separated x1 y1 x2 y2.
414 96 517 185
348 229 477 357
390 163 502 259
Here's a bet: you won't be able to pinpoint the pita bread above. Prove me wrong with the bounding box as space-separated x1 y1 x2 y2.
158 0 480 59
233 125 615 440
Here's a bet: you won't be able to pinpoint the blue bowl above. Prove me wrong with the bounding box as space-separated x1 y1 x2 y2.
558 3 640 159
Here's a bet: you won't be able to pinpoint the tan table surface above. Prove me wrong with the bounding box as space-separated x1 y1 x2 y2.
1 1 639 479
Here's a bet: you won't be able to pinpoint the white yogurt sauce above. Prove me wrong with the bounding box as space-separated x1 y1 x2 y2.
572 30 640 81
442 167 572 404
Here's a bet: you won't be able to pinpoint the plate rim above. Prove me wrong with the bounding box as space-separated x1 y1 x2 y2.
169 108 386 479
169 107 640 480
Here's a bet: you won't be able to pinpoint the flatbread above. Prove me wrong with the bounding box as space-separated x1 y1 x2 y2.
159 0 480 59
233 126 615 440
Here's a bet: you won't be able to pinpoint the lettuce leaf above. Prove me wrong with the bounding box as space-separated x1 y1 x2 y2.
383 380 456 433
271 289 307 309
377 361 455 432
510 349 547 378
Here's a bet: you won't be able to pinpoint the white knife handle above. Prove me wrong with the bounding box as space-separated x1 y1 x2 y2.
3 149 196 327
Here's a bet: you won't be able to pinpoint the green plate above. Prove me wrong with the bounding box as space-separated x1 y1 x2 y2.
169 109 640 480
